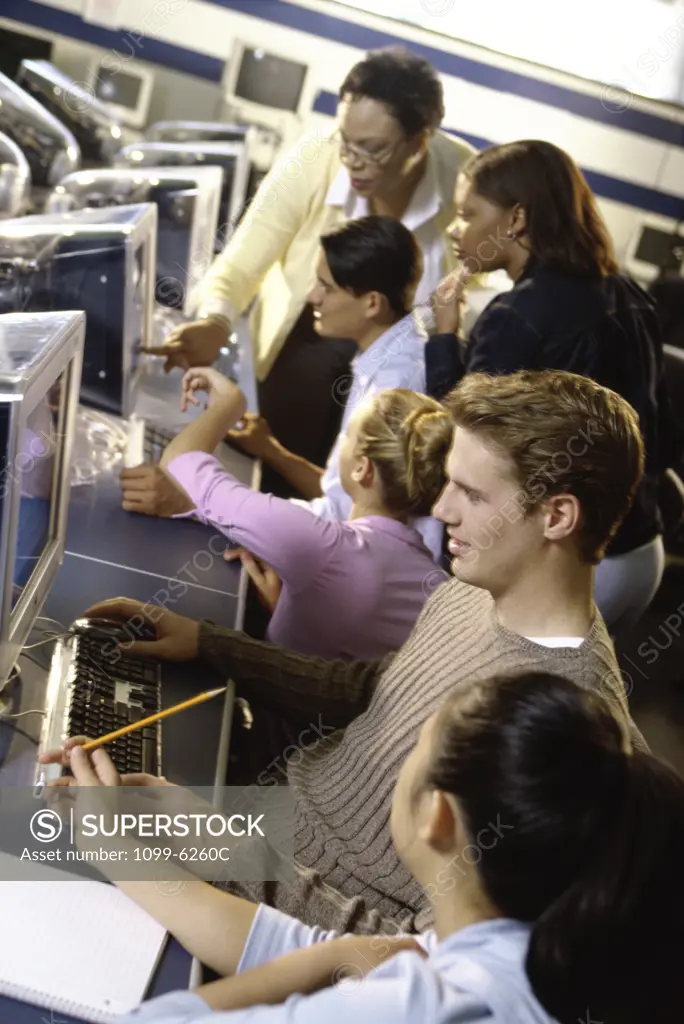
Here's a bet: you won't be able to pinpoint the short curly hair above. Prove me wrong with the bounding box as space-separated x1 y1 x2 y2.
339 47 445 136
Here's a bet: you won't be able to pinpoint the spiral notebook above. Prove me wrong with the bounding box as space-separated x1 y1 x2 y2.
0 856 168 1023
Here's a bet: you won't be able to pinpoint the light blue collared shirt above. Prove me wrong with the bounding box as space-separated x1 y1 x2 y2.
294 315 444 561
119 906 555 1023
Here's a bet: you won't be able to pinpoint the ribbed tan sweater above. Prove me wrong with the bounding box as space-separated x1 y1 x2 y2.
200 578 642 934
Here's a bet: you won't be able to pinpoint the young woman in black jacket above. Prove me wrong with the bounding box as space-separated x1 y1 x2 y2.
426 139 675 634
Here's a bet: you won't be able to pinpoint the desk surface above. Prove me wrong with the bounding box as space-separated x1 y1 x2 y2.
0 337 258 1023
65 455 251 595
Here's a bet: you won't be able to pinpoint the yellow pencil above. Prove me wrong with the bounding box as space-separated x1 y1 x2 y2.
81 686 228 752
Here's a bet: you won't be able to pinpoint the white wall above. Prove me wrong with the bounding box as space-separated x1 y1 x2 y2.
6 0 684 269
336 0 684 106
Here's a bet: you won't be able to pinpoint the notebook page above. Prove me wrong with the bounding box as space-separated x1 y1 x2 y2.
0 855 167 1023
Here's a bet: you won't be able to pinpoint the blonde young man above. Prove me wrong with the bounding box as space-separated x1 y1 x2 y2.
51 370 646 936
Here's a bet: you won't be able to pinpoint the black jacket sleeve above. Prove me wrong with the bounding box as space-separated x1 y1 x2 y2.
425 302 542 401
464 302 543 374
424 333 464 400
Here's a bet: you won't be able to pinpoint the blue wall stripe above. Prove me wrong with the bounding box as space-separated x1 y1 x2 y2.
311 87 494 150
15 0 684 148
6 1 684 219
8 1 225 81
581 170 684 220
210 0 684 149
313 90 684 218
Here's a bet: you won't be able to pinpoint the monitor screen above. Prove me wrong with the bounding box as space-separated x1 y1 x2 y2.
634 225 684 273
94 66 143 111
51 236 128 410
51 233 150 414
0 310 82 688
0 365 65 614
154 186 194 308
116 146 241 252
10 383 62 606
233 47 307 113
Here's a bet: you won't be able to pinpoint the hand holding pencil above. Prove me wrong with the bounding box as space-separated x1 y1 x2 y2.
38 685 228 786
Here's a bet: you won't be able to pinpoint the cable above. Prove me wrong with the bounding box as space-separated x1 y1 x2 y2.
0 664 46 720
35 615 67 632
2 708 46 719
23 630 72 649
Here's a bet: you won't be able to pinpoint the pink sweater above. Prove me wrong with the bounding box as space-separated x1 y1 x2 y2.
168 452 447 661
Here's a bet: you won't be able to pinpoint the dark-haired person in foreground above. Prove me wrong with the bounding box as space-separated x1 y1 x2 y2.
62 671 678 1024
134 47 475 499
58 370 647 935
426 139 676 632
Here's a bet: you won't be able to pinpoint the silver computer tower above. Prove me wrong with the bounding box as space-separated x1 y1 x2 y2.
0 204 156 418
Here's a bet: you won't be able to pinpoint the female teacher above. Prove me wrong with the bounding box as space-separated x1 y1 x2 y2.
145 47 475 475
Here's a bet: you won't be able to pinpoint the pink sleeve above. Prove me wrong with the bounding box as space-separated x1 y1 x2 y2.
167 452 340 593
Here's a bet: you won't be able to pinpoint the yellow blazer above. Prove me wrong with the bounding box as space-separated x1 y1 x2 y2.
198 128 476 381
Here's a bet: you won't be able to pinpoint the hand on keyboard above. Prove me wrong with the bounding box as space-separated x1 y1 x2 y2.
120 464 193 518
82 597 201 661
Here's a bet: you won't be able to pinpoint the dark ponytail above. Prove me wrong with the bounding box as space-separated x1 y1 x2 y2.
426 672 684 1024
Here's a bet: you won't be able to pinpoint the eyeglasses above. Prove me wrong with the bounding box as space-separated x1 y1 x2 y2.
332 128 402 168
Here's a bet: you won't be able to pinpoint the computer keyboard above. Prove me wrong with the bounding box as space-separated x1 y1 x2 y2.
125 414 256 478
38 627 162 782
142 423 176 464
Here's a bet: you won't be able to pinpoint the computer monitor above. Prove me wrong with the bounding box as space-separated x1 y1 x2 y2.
0 310 83 688
87 57 154 130
16 60 123 166
0 71 80 188
624 216 684 284
0 131 30 217
115 140 249 250
145 120 249 145
224 42 310 121
46 166 221 315
0 204 156 418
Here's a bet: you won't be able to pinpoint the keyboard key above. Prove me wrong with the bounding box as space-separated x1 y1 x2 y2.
142 740 156 775
62 634 162 777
